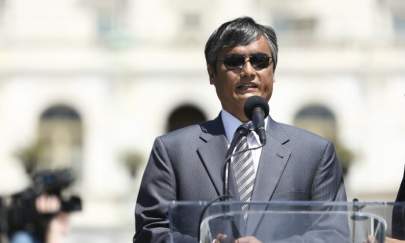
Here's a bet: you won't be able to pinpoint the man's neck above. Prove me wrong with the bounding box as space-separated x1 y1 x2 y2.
222 109 248 122
221 109 269 143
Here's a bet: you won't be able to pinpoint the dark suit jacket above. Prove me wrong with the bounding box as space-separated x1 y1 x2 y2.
134 115 347 243
392 166 405 239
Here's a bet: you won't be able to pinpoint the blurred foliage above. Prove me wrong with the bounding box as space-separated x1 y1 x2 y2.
335 142 354 176
15 142 42 175
121 150 144 178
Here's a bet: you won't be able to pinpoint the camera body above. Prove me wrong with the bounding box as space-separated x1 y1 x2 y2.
1 169 82 241
30 169 82 213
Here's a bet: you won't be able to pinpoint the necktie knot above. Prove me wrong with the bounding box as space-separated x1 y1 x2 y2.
242 121 254 130
235 122 253 138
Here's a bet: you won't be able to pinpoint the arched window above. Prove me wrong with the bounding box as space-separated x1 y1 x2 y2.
36 105 83 175
166 105 207 132
294 105 337 141
294 104 353 175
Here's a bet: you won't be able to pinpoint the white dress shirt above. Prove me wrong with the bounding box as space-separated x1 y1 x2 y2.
221 110 268 180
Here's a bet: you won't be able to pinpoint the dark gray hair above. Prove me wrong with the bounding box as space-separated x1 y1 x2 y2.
204 16 278 72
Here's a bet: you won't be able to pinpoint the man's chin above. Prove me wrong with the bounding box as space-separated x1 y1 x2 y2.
237 92 263 101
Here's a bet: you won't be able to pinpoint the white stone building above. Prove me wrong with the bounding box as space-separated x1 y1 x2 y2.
0 0 405 242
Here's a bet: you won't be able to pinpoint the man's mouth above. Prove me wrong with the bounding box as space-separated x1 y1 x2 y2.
236 82 259 92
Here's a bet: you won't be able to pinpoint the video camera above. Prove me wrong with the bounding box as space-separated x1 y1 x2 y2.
0 169 82 242
29 169 82 212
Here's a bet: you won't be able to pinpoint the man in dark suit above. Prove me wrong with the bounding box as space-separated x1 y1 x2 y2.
134 16 347 243
391 166 405 242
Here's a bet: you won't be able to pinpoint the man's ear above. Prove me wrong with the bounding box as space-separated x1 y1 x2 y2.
207 65 215 84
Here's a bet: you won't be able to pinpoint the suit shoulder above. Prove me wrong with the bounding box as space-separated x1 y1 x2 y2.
157 117 221 142
157 123 202 143
276 122 331 146
273 122 338 165
152 120 217 158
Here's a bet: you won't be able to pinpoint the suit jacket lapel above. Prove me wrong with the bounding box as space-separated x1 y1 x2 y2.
247 117 291 234
251 125 291 202
197 116 228 196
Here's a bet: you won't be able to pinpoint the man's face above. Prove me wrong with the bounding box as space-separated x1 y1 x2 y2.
208 36 275 121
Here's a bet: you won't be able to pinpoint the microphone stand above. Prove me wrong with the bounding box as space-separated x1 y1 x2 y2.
222 126 252 240
223 126 249 199
350 198 368 243
198 126 248 243
198 124 266 242
224 124 267 239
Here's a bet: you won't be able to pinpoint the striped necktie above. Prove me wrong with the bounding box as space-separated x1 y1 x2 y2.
231 126 255 210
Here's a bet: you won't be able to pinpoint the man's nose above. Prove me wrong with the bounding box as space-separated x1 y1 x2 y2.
241 60 256 77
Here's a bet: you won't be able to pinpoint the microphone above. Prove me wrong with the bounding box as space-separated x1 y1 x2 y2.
244 96 269 145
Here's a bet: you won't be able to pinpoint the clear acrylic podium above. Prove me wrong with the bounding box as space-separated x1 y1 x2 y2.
167 201 405 243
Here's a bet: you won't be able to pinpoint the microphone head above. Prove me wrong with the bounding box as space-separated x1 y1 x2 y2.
244 96 269 120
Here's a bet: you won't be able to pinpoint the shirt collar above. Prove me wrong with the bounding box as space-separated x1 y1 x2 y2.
220 109 268 143
221 110 242 143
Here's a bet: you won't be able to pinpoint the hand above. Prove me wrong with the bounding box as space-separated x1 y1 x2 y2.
385 237 405 243
366 236 405 243
235 236 262 243
213 233 227 243
46 213 70 243
35 195 61 214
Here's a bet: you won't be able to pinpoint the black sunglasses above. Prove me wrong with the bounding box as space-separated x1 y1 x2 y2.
222 53 272 70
